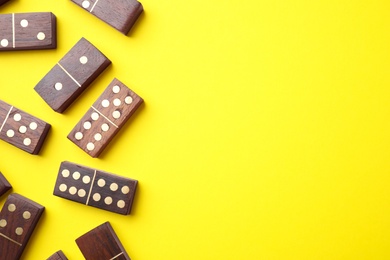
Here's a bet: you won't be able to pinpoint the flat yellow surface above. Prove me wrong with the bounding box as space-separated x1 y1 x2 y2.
1 0 390 259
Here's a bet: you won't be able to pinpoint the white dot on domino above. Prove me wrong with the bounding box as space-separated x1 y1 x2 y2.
97 179 106 187
13 113 22 121
117 200 125 208
8 204 16 212
23 211 31 220
112 110 121 119
1 39 9 47
122 186 130 194
30 122 38 130
69 186 77 195
6 130 14 138
112 85 120 93
94 133 102 141
113 98 121 106
91 112 99 120
15 227 23 236
83 121 92 130
23 138 31 146
102 99 110 108
82 0 90 8
20 19 28 27
78 189 86 197
73 171 81 180
37 32 45 41
62 169 70 178
75 132 83 140
104 197 113 205
19 126 27 134
87 142 95 151
59 184 67 192
125 96 133 104
93 193 101 201
0 219 7 228
80 56 88 64
55 82 63 91
101 123 109 132
110 183 118 191
82 176 91 184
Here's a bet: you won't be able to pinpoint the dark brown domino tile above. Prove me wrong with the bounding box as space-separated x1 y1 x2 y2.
0 12 56 51
71 0 143 35
68 78 143 157
47 250 68 260
0 171 11 198
0 100 51 154
0 193 45 260
34 37 111 113
53 161 137 215
76 222 130 260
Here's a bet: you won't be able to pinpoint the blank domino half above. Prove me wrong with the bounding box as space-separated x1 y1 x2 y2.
47 250 68 260
0 172 11 198
0 193 45 260
0 12 56 51
68 78 143 157
0 100 51 154
53 161 137 215
34 37 111 113
76 222 131 260
71 0 143 35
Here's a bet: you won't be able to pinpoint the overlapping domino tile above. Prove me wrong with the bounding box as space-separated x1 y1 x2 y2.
68 78 143 157
53 161 137 215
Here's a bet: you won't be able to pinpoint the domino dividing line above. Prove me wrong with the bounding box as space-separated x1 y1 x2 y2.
0 232 22 247
91 106 119 128
0 106 13 133
85 170 97 205
57 62 82 87
109 252 124 260
90 0 100 12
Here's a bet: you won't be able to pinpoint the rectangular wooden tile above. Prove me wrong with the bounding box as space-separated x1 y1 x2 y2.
0 193 45 259
71 0 143 34
0 171 11 198
68 78 143 157
53 161 137 215
0 100 51 154
0 12 56 51
34 37 111 113
0 0 11 6
76 222 130 260
47 250 68 260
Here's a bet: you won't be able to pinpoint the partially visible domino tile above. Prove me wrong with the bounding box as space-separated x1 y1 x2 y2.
0 0 11 6
0 171 11 198
34 37 111 113
0 12 56 51
47 250 68 260
0 193 45 259
53 161 137 215
71 0 143 35
0 100 51 154
76 222 131 260
68 78 143 157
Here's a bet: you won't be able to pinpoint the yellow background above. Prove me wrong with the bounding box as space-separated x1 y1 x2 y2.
1 0 390 259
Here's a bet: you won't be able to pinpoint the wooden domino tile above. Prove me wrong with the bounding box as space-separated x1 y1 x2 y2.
0 193 45 259
67 78 143 157
47 250 68 260
0 0 11 6
0 12 56 51
76 222 130 260
53 161 137 215
71 0 143 35
0 100 51 154
0 172 11 198
34 37 111 113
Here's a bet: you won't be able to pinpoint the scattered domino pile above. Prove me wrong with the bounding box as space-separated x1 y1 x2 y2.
0 0 144 258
